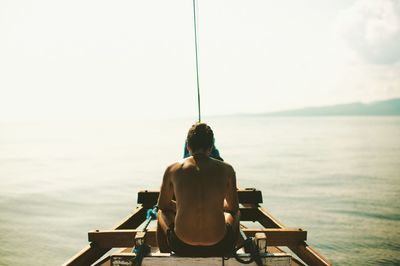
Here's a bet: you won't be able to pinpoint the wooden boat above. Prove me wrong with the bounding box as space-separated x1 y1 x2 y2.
63 188 331 266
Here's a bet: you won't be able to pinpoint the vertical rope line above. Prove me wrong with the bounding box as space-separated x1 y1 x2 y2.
192 0 201 122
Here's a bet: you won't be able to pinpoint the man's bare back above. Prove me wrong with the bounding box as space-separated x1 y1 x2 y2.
159 154 238 245
157 123 239 255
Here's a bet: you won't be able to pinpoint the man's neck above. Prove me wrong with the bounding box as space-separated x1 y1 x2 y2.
191 151 210 158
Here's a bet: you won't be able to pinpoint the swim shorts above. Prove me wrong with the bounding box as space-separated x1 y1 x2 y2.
166 223 235 257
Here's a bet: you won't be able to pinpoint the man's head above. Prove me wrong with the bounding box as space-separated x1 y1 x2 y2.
186 123 214 154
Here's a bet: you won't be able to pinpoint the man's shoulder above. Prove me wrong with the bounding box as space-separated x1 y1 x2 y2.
166 161 184 172
211 158 235 172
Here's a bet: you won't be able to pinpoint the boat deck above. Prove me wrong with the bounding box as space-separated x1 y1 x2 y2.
63 189 331 266
93 245 303 266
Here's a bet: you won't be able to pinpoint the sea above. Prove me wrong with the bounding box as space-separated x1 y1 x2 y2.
0 116 399 266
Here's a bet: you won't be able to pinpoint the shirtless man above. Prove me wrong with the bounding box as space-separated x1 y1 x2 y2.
157 123 240 256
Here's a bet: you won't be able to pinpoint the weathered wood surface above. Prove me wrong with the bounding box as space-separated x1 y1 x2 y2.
63 207 147 266
63 244 109 266
256 207 331 266
95 247 305 266
289 243 331 266
88 228 306 248
137 188 263 206
110 253 292 266
255 232 267 252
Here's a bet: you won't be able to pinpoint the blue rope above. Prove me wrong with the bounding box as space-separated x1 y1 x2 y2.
233 237 263 266
133 244 150 266
133 206 159 266
146 207 158 220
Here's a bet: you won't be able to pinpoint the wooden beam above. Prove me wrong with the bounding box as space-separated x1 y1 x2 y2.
62 244 109 266
88 228 306 249
256 207 332 266
239 205 258 221
137 190 158 207
256 207 285 229
137 189 263 206
289 243 331 266
110 252 292 266
244 228 306 246
63 207 147 266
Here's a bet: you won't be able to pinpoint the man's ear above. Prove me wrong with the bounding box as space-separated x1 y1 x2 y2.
186 143 192 154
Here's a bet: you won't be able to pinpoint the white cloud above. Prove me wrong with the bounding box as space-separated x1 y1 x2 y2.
337 0 400 64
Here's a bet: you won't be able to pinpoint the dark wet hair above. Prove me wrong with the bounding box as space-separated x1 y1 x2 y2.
186 123 214 152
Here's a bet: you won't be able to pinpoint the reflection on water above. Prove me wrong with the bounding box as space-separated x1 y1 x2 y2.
0 117 399 265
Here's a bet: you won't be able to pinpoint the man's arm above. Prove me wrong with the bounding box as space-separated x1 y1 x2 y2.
224 165 239 215
157 165 176 212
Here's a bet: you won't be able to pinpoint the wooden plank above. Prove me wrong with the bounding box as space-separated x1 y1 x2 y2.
244 228 306 246
256 207 332 266
137 190 159 207
268 247 305 266
289 244 331 266
62 244 109 266
110 252 292 266
240 205 258 221
63 207 147 266
256 207 285 229
88 228 306 249
94 255 111 266
113 207 148 229
137 189 263 206
255 233 267 252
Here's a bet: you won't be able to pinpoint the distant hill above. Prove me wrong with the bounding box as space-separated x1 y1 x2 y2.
263 98 400 116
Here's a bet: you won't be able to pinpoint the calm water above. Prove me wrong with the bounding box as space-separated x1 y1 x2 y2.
0 116 399 265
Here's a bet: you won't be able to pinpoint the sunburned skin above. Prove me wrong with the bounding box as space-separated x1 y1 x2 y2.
157 150 239 247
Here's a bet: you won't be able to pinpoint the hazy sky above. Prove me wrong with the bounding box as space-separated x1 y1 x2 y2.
1 0 399 120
